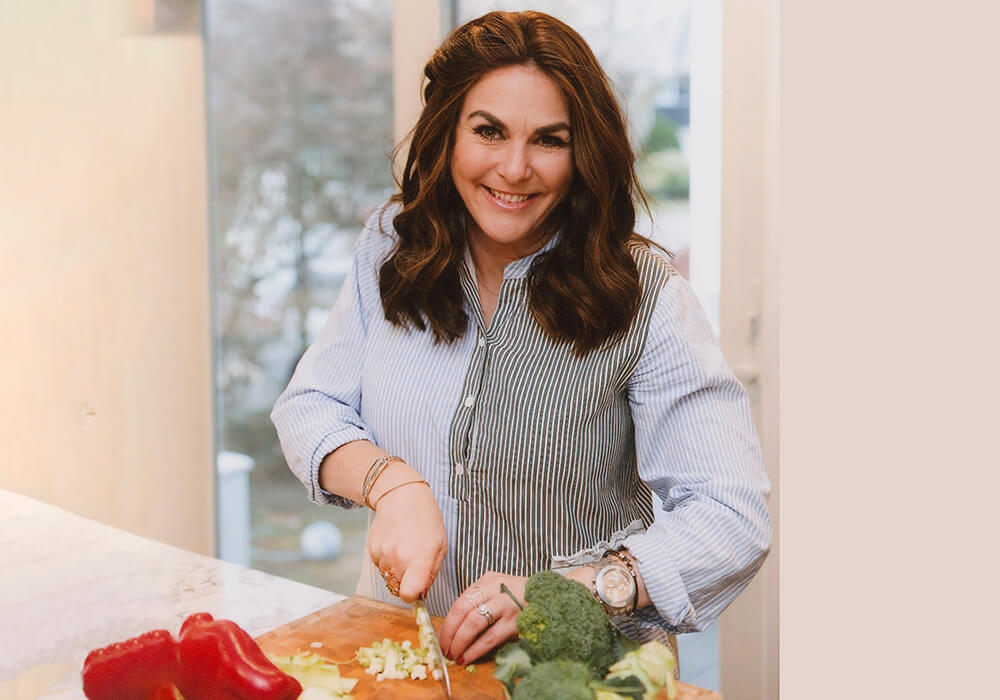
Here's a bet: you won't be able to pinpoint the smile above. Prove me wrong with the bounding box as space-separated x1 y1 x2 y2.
482 185 538 209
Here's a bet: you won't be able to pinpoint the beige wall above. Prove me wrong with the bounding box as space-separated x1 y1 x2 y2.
719 0 779 697
0 2 215 555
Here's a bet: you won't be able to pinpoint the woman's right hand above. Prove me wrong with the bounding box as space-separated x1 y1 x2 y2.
365 465 447 602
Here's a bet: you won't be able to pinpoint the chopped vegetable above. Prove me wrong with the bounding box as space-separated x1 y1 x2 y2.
465 664 477 673
414 605 439 654
599 640 678 700
353 603 451 684
355 638 439 681
266 650 358 698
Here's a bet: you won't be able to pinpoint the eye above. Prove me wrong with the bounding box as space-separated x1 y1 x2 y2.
473 124 502 141
538 134 570 149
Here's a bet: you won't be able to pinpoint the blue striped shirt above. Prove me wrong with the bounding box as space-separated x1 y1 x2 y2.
272 203 771 640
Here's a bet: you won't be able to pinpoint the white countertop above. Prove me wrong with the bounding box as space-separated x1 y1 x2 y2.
0 489 344 699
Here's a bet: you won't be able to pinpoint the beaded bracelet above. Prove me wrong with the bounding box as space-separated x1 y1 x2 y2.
361 454 403 509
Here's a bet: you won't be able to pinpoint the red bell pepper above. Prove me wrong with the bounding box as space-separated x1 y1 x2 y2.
81 613 301 700
82 628 181 700
175 612 302 700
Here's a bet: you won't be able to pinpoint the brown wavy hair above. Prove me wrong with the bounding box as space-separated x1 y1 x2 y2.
380 10 657 355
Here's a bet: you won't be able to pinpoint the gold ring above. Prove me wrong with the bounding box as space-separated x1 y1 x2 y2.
380 569 401 597
477 603 495 626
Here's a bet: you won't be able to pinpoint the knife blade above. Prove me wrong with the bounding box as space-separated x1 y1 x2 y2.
414 595 452 698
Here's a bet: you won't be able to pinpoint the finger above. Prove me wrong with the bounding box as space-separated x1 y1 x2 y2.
428 546 447 595
398 558 433 602
439 600 473 657
445 603 495 661
463 584 488 606
441 607 481 660
438 586 486 655
374 555 396 579
458 618 517 664
366 542 382 568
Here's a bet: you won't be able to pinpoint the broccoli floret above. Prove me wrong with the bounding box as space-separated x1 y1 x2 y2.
516 570 617 678
512 659 594 700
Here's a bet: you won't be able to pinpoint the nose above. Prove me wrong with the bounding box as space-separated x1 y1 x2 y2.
496 142 531 183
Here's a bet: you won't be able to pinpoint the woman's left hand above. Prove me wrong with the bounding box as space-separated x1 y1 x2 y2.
438 572 525 665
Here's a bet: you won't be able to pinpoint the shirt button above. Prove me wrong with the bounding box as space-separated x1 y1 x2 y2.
455 462 465 475
464 394 475 408
478 336 486 348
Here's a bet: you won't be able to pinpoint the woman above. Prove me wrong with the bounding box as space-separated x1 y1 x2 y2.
271 10 770 667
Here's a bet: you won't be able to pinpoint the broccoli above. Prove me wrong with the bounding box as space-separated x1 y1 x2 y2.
515 570 617 678
511 659 594 700
494 641 534 695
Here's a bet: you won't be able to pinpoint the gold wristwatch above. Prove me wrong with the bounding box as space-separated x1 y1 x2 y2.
591 549 637 617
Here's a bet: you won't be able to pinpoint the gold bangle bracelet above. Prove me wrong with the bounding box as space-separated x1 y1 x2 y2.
371 479 430 512
361 454 403 509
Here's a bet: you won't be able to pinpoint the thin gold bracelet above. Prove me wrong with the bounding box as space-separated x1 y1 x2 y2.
361 454 403 509
371 479 430 512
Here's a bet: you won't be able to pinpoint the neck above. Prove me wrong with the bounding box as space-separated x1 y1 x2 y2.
469 246 505 294
466 225 551 289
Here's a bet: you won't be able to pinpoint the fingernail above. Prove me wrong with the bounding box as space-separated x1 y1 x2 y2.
457 656 465 665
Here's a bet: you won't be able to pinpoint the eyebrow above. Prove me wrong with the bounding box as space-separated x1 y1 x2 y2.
467 109 571 136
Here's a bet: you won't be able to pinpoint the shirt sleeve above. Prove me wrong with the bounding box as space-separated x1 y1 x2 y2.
270 205 397 508
623 272 772 633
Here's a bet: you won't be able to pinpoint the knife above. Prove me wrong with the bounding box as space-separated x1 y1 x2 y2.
414 595 452 698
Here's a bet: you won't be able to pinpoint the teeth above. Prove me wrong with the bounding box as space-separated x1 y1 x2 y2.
487 186 531 204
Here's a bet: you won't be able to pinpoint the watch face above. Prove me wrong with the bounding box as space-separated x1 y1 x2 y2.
596 565 634 608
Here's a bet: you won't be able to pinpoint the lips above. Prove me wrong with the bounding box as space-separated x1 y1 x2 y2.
482 185 538 208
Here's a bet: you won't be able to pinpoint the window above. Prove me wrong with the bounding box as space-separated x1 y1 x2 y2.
205 0 394 596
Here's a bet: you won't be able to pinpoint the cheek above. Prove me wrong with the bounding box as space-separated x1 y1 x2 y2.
451 140 489 183
543 155 574 194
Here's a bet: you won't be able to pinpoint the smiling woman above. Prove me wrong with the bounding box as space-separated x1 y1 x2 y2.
271 8 770 677
380 11 651 356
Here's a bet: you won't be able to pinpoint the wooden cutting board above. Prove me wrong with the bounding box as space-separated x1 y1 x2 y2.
255 595 721 699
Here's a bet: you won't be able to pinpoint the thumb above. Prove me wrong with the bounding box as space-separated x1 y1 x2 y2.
399 558 435 602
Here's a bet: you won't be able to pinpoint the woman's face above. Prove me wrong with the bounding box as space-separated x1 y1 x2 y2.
450 63 573 262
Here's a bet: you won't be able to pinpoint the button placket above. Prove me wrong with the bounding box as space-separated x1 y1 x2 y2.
448 326 490 499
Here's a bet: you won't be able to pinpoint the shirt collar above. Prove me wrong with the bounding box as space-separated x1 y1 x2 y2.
462 230 562 283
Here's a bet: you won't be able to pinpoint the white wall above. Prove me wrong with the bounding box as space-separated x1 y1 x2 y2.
0 1 215 556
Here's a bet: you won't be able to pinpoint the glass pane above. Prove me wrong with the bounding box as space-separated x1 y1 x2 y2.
452 2 717 691
205 0 394 596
